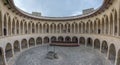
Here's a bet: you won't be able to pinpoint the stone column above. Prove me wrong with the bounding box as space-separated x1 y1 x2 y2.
11 21 12 36
6 20 8 36
108 19 111 35
15 21 17 35
85 38 87 47
100 42 102 52
12 46 15 58
27 39 30 48
34 24 36 34
23 22 25 34
78 38 80 46
113 15 115 36
19 41 22 52
3 50 7 65
107 45 110 59
114 52 118 65
19 22 21 35
35 38 37 46
38 24 39 33
117 10 119 36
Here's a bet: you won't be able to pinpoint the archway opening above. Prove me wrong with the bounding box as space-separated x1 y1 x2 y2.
21 39 28 49
29 38 35 47
108 44 116 64
51 36 57 43
79 37 85 45
36 37 42 45
72 37 78 43
80 37 85 45
44 37 49 44
5 43 13 61
65 36 71 42
94 39 100 50
87 38 93 47
14 41 20 54
101 41 108 56
58 36 64 42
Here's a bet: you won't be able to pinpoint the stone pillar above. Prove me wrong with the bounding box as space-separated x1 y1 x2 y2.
108 19 111 35
107 45 110 59
23 22 25 34
78 38 80 46
100 42 102 52
15 21 17 35
49 24 51 34
35 38 37 46
93 39 95 49
3 50 7 65
27 40 29 48
114 52 118 65
19 22 21 35
19 41 22 52
85 23 86 34
81 23 83 33
31 23 32 34
96 21 98 34
113 15 115 36
10 21 12 36
104 20 106 35
6 20 8 36
12 46 15 58
34 24 36 34
27 39 30 48
85 38 87 47
38 24 39 33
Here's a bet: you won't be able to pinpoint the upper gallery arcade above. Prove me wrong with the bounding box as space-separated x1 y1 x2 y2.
0 0 119 65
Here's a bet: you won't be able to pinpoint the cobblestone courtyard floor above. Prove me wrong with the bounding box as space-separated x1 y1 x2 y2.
14 45 111 65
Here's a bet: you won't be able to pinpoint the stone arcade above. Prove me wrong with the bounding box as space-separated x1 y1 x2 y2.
0 0 119 65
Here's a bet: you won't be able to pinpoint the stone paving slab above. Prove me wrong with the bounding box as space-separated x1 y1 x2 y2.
14 46 112 65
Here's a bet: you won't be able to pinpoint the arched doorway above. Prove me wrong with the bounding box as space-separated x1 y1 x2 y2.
58 36 64 42
36 37 42 45
29 38 35 47
21 39 28 49
94 39 100 50
79 37 85 45
14 41 20 54
72 37 78 43
65 36 71 42
87 38 93 47
0 48 5 65
44 37 49 44
101 41 108 56
5 43 13 61
108 44 116 64
51 36 57 43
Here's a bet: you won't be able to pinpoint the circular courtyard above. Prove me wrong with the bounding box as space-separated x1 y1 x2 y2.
14 45 111 65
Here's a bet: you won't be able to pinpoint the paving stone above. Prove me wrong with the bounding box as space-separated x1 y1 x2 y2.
14 46 112 65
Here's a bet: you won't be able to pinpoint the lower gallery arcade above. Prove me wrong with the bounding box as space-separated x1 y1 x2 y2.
0 0 120 65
